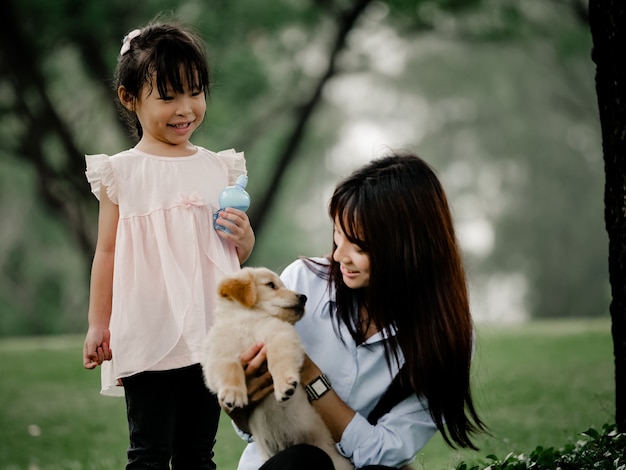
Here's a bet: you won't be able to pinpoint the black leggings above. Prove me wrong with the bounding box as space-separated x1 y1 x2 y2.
258 444 396 470
123 364 220 470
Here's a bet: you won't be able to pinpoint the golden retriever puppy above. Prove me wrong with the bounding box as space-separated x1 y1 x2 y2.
201 267 352 470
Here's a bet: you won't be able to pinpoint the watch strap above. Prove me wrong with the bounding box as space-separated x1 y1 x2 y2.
304 374 332 401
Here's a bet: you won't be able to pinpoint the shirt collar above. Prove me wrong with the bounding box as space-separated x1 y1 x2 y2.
324 300 399 344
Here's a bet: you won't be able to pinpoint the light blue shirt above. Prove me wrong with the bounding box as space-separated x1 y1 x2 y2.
235 258 438 469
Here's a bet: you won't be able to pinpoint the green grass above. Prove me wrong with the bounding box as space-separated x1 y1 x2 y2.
0 319 615 470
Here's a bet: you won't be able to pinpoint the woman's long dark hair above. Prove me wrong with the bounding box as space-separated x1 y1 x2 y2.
319 152 487 449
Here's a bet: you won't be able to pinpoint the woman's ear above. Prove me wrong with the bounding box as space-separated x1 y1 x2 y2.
118 86 135 111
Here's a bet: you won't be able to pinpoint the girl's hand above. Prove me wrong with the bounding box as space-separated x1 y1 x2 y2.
83 326 112 369
224 342 273 434
215 208 255 263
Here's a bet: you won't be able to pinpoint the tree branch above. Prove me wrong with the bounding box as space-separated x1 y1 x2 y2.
248 0 374 237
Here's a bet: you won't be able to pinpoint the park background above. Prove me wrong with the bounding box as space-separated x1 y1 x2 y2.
0 0 617 469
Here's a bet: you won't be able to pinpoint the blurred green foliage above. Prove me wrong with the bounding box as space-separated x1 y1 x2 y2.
0 0 607 336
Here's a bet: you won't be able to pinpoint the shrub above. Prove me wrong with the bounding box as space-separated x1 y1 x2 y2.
456 423 625 470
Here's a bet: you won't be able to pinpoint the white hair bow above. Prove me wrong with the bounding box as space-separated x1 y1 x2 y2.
120 29 141 56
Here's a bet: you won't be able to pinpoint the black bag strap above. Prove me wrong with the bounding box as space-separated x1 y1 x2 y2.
366 365 413 424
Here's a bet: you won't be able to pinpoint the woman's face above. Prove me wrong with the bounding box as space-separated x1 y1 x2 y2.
332 218 371 289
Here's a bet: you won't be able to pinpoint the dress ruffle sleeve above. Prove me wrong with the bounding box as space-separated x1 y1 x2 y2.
85 154 118 204
216 149 246 185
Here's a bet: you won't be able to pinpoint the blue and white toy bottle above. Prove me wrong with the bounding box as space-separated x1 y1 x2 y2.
213 174 250 233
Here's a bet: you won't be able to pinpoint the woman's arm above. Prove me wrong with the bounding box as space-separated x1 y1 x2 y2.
234 342 436 467
301 354 437 468
83 188 118 369
226 346 354 438
300 355 356 442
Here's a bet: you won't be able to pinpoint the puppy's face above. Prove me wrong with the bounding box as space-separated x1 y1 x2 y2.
218 267 307 324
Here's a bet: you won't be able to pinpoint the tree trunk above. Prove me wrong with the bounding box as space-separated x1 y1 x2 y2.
0 0 95 260
589 0 626 432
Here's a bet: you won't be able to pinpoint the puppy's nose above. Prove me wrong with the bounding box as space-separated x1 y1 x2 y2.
298 294 307 306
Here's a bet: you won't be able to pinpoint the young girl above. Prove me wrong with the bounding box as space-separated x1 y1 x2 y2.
82 20 255 469
230 153 487 469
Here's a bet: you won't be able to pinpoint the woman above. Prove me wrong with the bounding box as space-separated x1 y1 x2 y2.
229 152 487 469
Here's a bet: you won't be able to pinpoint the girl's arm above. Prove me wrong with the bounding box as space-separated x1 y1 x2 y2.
83 187 119 369
215 207 255 264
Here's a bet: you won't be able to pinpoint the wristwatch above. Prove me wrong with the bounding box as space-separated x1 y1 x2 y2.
305 374 332 401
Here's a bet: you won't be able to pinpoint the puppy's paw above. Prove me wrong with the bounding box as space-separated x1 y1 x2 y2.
218 387 248 410
273 375 299 402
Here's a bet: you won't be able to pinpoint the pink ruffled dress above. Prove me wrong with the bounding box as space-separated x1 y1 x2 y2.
85 146 246 396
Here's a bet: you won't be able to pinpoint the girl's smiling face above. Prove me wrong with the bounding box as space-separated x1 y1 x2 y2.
332 218 371 289
122 72 206 156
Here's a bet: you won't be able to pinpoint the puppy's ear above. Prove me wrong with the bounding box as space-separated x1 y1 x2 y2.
219 272 257 307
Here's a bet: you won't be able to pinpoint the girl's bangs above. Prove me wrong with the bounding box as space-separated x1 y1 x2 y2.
152 42 208 97
154 62 204 96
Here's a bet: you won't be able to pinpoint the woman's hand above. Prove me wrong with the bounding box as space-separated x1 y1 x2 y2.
224 342 273 434
241 342 273 403
215 208 255 263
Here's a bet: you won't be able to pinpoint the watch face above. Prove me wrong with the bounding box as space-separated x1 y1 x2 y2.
311 379 329 395
305 374 332 401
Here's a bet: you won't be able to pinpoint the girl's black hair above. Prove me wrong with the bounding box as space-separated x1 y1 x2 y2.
307 152 487 449
113 18 210 140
